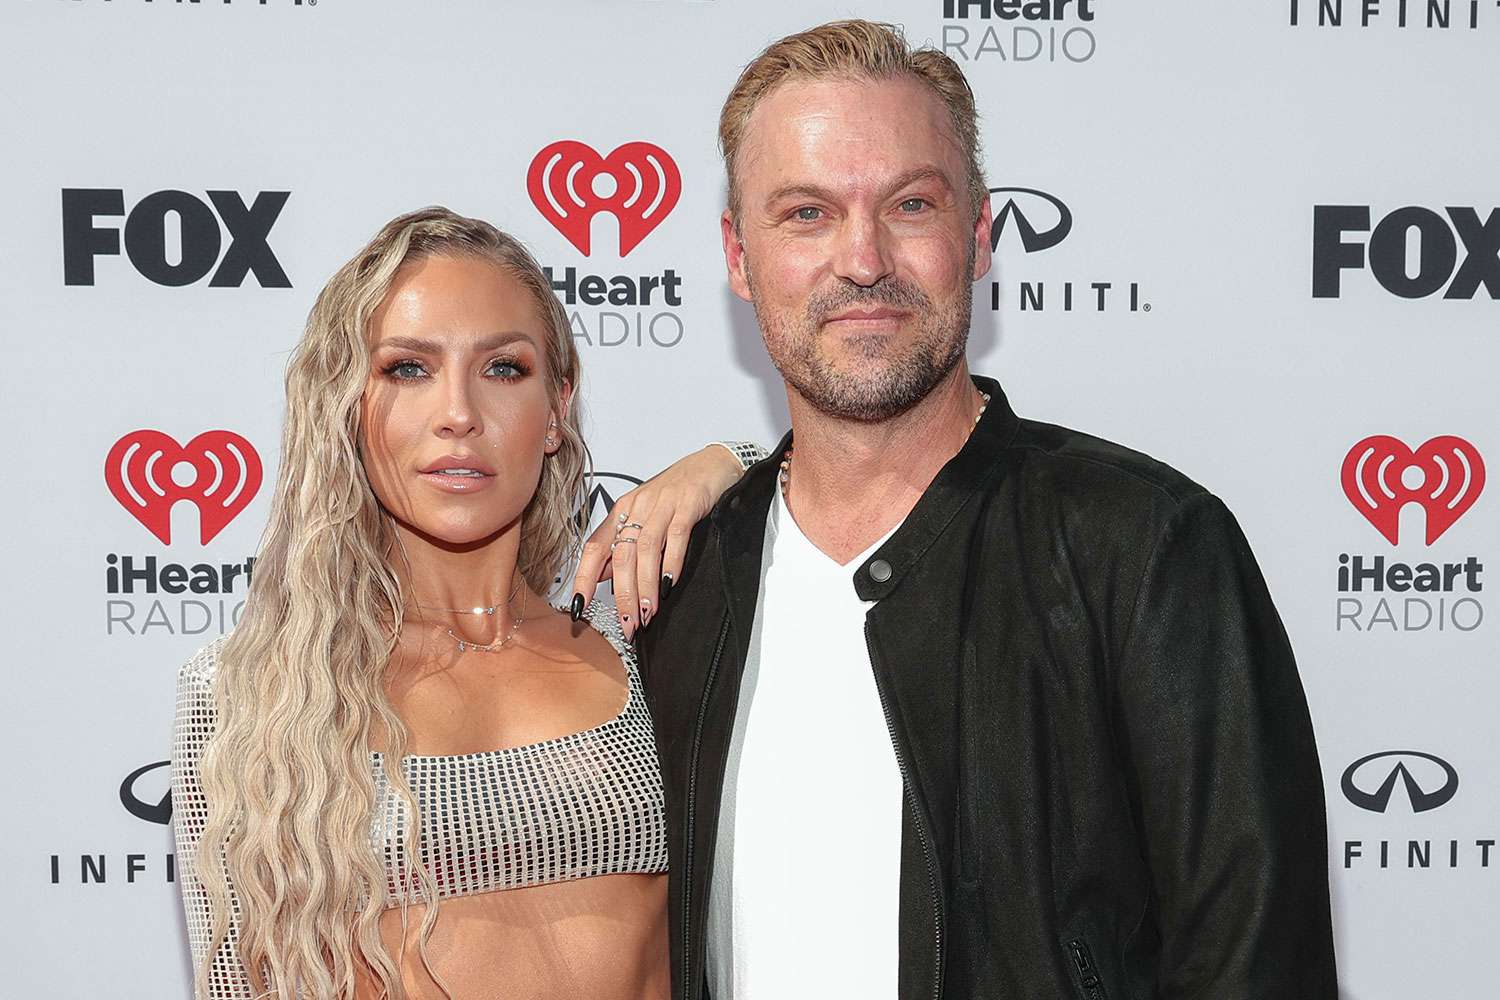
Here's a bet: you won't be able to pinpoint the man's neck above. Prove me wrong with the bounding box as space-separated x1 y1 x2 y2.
782 364 983 564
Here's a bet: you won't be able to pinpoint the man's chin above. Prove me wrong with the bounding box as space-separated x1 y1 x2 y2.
833 335 907 364
794 368 937 423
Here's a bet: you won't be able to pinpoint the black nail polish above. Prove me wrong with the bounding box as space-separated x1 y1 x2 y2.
570 593 585 621
660 574 674 601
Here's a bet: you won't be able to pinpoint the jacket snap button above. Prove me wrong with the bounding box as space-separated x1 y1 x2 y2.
868 559 893 583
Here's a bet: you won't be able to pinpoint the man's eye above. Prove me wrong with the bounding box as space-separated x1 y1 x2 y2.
899 198 927 213
794 206 823 222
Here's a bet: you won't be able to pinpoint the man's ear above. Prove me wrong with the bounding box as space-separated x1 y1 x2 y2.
722 209 753 302
971 193 993 282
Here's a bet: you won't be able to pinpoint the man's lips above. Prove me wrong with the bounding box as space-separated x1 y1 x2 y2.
823 307 910 324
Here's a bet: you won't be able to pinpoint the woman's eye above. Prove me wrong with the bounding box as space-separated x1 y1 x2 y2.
899 198 927 213
387 361 426 380
794 206 823 222
486 360 525 379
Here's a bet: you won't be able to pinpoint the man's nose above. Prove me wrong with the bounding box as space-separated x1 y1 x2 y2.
436 374 482 438
832 214 894 288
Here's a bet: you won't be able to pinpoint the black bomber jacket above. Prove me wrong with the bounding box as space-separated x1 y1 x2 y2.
636 375 1338 1000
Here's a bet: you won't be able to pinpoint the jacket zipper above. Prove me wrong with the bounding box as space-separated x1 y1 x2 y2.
681 615 732 1000
865 623 945 1000
1065 938 1109 1000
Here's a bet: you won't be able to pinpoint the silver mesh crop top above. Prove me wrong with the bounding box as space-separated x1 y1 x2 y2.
170 604 668 998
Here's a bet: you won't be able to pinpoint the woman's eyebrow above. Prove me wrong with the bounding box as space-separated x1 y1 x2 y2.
375 331 537 354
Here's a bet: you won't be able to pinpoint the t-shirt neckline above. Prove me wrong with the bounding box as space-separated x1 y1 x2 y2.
769 483 905 572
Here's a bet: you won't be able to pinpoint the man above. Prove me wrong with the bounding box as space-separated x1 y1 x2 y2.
638 19 1337 1000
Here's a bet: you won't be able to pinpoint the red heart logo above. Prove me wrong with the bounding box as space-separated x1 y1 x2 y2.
105 430 263 545
1341 435 1485 545
527 140 681 257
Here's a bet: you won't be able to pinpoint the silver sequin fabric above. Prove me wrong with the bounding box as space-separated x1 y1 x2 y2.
717 439 769 471
170 605 667 998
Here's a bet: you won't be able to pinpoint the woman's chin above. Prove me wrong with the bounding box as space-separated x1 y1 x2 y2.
402 516 514 551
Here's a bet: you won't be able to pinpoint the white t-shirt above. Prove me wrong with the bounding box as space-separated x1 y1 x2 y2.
706 486 904 998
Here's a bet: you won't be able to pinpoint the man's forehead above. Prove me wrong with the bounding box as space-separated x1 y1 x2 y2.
738 75 965 196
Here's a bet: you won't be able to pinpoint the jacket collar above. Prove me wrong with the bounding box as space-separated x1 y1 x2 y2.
711 374 1021 606
853 374 1019 600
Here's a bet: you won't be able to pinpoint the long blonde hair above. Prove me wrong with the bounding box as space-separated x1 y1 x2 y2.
194 207 587 998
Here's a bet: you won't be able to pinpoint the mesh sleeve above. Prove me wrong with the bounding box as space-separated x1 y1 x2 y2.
172 640 259 998
710 440 769 472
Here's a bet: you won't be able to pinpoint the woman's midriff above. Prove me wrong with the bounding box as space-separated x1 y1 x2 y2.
353 871 668 1000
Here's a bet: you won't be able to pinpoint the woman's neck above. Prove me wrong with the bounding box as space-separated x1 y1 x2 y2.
389 517 532 630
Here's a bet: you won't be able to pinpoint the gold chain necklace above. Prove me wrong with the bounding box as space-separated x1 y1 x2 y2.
406 578 526 653
443 589 527 654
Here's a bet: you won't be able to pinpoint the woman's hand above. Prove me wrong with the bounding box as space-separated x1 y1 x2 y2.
571 445 749 641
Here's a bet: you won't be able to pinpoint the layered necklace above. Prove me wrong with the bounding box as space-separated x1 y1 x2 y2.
408 580 527 653
778 390 991 501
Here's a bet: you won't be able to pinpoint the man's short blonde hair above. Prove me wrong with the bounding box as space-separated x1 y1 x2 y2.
719 19 986 222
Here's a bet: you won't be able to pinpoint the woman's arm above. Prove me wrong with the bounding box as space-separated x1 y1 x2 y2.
172 640 258 999
571 440 767 641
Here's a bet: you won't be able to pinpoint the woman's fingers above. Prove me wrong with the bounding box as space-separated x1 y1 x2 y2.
634 517 666 632
659 516 692 600
610 493 657 641
571 492 631 616
572 445 742 635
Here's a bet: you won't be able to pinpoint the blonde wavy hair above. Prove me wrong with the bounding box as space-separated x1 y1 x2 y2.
193 207 588 998
719 19 986 221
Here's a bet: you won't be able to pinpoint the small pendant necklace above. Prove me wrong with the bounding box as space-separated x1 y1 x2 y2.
444 589 527 653
407 580 527 653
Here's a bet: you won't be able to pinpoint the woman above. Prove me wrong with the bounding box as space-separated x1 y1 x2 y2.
171 207 761 999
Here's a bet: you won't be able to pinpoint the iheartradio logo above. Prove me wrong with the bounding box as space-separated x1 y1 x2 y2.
105 430 263 545
1341 435 1485 546
527 140 681 257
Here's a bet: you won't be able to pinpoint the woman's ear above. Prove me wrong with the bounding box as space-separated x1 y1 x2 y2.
545 379 573 454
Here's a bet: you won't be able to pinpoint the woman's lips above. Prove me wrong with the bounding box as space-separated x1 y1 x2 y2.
418 468 495 493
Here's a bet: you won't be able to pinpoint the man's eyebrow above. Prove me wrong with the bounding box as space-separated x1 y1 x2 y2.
764 182 838 205
374 331 538 353
762 167 956 207
885 167 955 196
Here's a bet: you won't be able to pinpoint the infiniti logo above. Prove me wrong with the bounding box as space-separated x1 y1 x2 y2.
47 761 179 886
584 472 643 529
121 760 172 825
987 187 1073 253
1341 750 1459 814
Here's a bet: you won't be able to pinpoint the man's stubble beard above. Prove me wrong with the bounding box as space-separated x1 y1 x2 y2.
745 250 975 423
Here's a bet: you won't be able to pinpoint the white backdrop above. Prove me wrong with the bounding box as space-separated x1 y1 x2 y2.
1 2 1495 997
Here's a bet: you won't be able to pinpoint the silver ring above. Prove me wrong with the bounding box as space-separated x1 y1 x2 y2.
614 521 645 536
616 511 630 524
609 537 639 551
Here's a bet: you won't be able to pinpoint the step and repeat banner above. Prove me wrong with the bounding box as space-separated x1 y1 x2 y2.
1 1 1494 997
